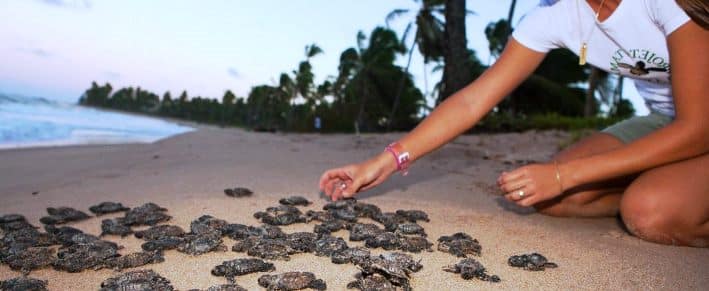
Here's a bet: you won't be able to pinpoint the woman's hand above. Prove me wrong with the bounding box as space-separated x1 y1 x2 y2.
318 152 398 201
497 162 566 207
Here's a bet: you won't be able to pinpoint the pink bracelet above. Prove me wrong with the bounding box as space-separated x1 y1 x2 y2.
385 142 411 176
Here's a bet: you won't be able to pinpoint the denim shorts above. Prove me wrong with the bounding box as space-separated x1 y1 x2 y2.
602 111 674 144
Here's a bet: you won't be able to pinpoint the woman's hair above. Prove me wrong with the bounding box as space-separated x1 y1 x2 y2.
675 0 708 29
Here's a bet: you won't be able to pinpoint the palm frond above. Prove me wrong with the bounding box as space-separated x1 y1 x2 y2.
385 9 411 27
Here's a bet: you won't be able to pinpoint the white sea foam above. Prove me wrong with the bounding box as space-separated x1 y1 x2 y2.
0 93 193 150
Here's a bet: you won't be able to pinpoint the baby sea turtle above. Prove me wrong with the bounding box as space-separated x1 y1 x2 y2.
304 210 335 223
353 202 382 219
355 252 422 291
0 276 48 291
313 220 349 235
211 258 276 283
331 247 371 265
395 210 430 223
190 284 248 291
134 225 186 240
0 214 36 232
257 272 327 291
443 258 500 282
279 196 312 206
191 215 229 235
39 207 91 225
508 253 558 271
398 235 433 253
314 235 348 257
177 230 227 256
364 232 400 250
286 232 318 253
99 269 174 291
346 273 396 291
119 203 171 226
105 250 165 271
348 223 384 242
372 212 408 231
54 239 120 272
389 223 426 237
254 205 306 226
44 225 83 246
141 237 184 252
221 223 251 240
89 202 130 216
224 187 253 198
437 232 481 257
100 219 133 237
3 246 56 274
232 237 295 261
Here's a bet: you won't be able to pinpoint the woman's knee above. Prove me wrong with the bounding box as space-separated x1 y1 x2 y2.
620 188 706 246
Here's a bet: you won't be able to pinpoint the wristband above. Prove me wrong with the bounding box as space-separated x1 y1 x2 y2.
385 142 411 176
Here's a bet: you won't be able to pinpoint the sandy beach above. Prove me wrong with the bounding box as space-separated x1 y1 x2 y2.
1 126 707 290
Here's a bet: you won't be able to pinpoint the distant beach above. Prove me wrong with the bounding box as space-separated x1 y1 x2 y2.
0 93 193 150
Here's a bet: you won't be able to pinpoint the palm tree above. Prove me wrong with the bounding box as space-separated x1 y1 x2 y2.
439 0 474 102
334 28 423 132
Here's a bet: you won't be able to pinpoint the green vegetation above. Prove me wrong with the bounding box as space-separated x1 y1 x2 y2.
80 1 635 133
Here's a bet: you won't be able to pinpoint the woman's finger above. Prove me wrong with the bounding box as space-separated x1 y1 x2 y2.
499 178 531 193
505 187 533 202
498 168 528 185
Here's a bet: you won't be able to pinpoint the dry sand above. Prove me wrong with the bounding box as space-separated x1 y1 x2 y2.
1 126 707 290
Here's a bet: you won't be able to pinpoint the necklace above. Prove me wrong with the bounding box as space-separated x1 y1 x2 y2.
577 0 607 66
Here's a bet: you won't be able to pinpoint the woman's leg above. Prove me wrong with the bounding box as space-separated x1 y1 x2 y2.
619 153 709 247
533 132 633 217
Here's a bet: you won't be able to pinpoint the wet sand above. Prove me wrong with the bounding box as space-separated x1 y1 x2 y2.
1 127 707 290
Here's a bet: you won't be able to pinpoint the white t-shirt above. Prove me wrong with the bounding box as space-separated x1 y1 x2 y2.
512 0 691 116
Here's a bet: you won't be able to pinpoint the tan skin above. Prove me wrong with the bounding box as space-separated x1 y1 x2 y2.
319 0 709 247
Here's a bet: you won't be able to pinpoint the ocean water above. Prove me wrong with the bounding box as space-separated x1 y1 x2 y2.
0 93 193 150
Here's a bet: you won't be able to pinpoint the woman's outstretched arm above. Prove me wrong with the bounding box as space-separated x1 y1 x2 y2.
319 38 547 200
499 21 709 207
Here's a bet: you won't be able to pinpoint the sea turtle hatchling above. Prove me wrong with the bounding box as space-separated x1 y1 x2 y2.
2 246 56 274
314 235 348 257
177 230 227 256
119 203 171 226
254 205 306 226
39 207 91 225
508 253 558 271
0 276 48 291
89 202 130 216
141 237 184 252
257 272 327 291
346 273 396 291
331 247 371 265
100 219 133 237
364 232 400 250
394 210 430 223
190 215 229 235
286 232 318 253
134 225 186 240
0 214 36 232
211 258 276 283
53 239 120 272
443 258 500 282
355 252 422 291
437 232 482 257
348 223 384 242
224 187 253 198
390 223 427 237
105 250 165 271
234 237 296 261
99 269 174 291
279 196 312 206
397 235 433 253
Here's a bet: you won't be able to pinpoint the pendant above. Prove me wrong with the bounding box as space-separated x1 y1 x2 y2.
579 43 588 66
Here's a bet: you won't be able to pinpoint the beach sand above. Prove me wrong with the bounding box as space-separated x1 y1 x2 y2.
1 127 707 290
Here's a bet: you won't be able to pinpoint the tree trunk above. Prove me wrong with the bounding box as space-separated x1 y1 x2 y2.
386 35 418 131
584 67 601 117
439 0 471 104
507 0 517 36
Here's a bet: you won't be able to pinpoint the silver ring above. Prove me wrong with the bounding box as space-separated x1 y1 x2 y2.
518 190 525 198
339 182 347 189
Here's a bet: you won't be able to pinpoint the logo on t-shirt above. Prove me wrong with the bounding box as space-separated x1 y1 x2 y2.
609 48 670 83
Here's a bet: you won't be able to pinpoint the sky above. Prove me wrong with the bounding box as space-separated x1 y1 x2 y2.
0 0 648 114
